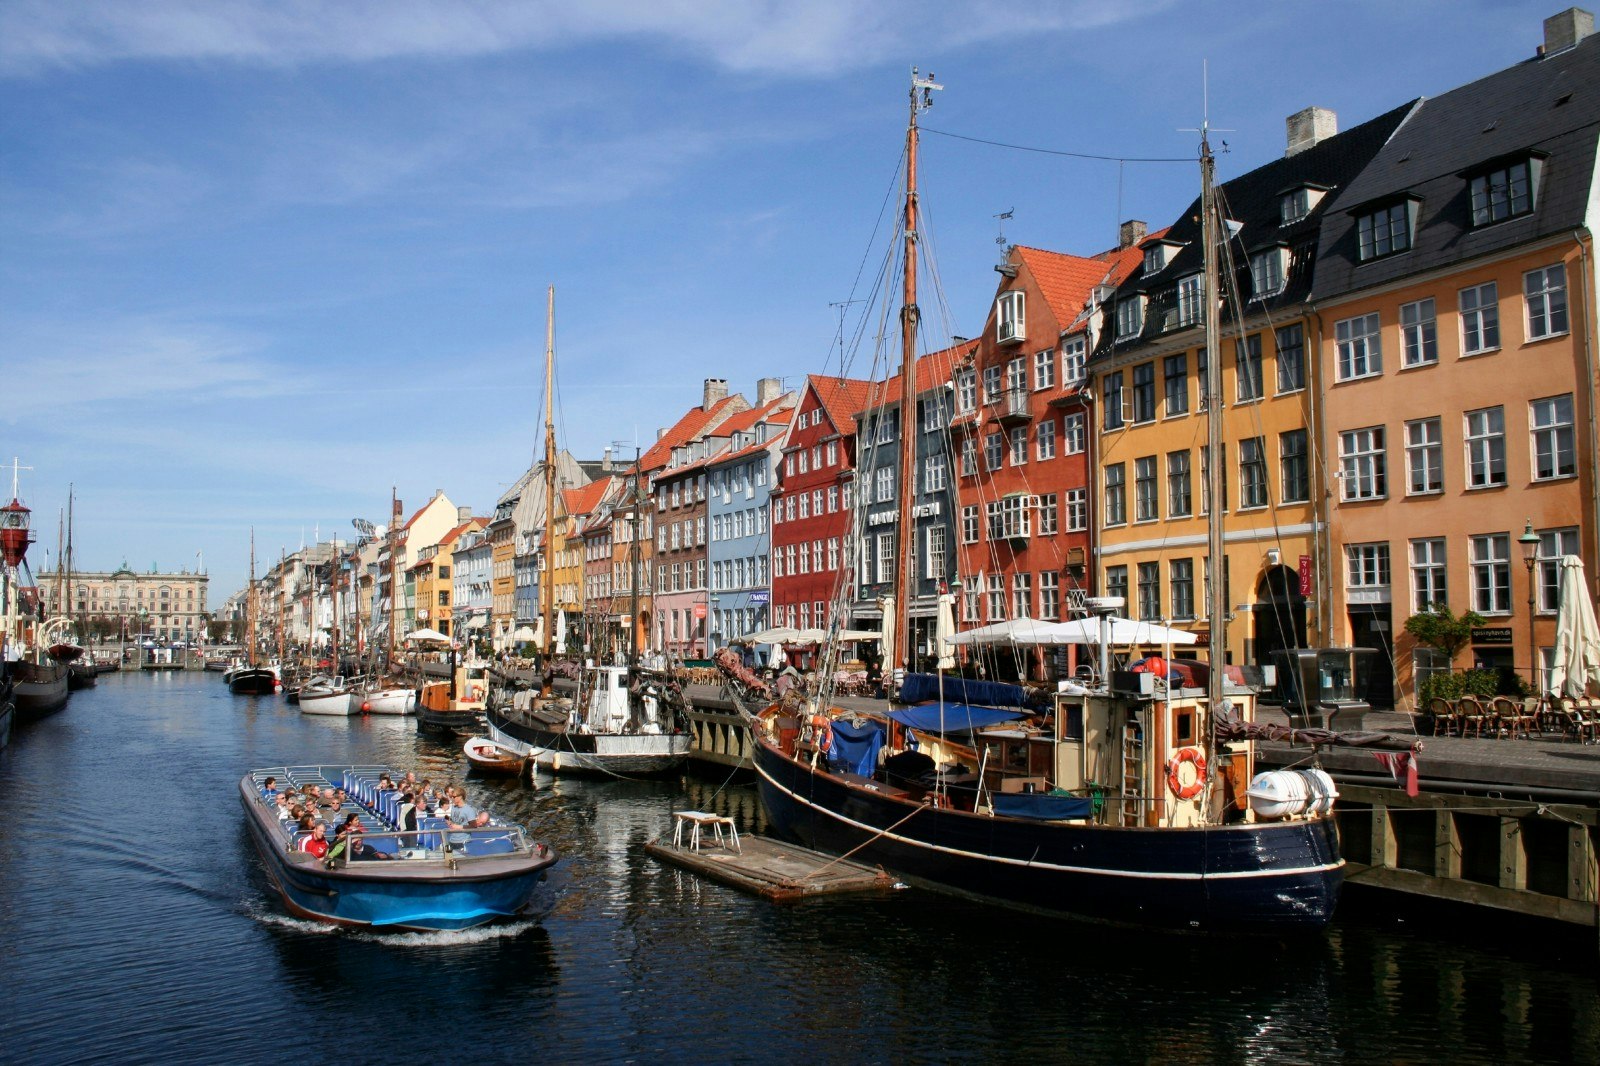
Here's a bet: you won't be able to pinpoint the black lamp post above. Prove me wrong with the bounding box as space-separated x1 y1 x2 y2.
1518 519 1541 693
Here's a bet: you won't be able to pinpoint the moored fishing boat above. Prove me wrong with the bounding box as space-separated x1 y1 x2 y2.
416 656 488 736
229 532 280 696
488 662 690 775
360 682 415 716
299 676 354 716
240 764 558 930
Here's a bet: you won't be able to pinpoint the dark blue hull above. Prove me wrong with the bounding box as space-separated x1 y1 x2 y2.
753 739 1341 934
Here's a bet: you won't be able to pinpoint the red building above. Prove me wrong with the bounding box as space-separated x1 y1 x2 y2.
952 236 1148 636
770 374 876 639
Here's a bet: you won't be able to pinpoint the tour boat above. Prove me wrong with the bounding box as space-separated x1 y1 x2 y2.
240 764 558 931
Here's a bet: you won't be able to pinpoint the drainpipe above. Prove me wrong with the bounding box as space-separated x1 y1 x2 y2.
1572 229 1599 593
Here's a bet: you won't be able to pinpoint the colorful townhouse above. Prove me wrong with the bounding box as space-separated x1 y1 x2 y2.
410 514 482 640
451 526 493 643
1312 9 1600 706
706 393 795 650
851 341 973 665
770 374 876 637
1086 102 1412 677
953 241 1145 659
548 478 615 654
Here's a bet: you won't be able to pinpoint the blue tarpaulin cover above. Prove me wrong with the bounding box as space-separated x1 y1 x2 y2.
827 717 885 777
887 704 1027 733
899 673 1045 709
991 793 1095 820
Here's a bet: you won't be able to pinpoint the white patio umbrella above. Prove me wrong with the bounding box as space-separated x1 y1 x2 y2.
934 592 957 670
553 610 567 651
464 615 486 631
404 627 450 644
512 625 537 642
947 616 1076 646
1549 555 1600 698
528 617 545 647
737 626 802 645
878 594 897 672
1050 616 1198 646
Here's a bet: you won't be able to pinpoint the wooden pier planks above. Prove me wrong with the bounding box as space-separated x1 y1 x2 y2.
645 835 898 901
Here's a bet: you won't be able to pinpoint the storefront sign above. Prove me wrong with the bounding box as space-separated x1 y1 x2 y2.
1470 626 1513 645
693 604 707 620
1298 554 1312 596
868 510 897 527
912 501 941 519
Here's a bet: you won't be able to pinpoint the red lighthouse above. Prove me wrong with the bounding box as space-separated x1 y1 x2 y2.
0 496 31 570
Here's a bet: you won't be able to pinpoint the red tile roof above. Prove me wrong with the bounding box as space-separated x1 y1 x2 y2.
437 518 485 548
1014 236 1164 326
864 338 979 409
636 394 745 474
561 478 614 519
807 374 878 437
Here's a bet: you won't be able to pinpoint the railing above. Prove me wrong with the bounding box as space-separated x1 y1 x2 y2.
285 825 532 862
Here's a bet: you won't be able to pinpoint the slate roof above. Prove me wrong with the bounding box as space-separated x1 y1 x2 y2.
1089 100 1417 365
1313 32 1600 298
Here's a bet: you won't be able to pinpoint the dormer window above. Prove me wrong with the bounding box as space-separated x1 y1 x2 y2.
1141 240 1181 276
1249 246 1288 299
1174 275 1202 327
1355 198 1417 261
996 290 1025 343
1468 157 1538 226
1279 185 1326 225
1116 296 1145 340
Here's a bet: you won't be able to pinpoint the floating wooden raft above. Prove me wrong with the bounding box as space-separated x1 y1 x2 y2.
645 835 898 902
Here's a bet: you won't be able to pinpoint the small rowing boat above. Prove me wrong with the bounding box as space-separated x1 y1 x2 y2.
463 735 528 776
240 764 558 931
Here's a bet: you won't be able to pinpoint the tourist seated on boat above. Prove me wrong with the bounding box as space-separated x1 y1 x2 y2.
299 822 330 859
418 779 437 808
335 813 364 839
377 774 396 793
450 788 478 823
274 794 294 821
397 793 420 835
447 810 492 831
261 776 279 800
348 836 392 862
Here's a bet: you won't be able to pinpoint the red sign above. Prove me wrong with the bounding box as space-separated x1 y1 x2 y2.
693 604 707 620
1298 555 1313 596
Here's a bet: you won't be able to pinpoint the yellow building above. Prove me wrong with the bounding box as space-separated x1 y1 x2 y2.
1089 105 1413 672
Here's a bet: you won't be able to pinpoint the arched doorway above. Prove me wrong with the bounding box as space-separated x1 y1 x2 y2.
1253 565 1307 670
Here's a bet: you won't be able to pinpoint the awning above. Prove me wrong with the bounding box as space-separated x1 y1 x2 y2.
886 703 1028 732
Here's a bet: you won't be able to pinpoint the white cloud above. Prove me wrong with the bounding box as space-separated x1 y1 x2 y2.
0 0 1163 78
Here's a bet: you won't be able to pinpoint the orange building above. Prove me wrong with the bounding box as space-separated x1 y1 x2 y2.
1312 15 1600 706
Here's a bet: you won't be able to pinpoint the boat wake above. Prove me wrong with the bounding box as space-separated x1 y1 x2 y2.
244 899 544 946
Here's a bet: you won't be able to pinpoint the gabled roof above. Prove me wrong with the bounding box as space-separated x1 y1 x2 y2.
1314 33 1600 298
806 373 878 438
854 339 979 418
437 519 485 548
637 394 746 473
561 477 615 519
713 406 797 465
1015 243 1153 326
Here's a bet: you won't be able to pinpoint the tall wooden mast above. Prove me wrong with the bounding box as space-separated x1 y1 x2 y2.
541 285 557 661
247 528 257 668
1201 129 1227 712
387 488 399 669
891 68 941 673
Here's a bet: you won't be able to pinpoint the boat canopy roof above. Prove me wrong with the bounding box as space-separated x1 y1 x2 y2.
887 703 1027 733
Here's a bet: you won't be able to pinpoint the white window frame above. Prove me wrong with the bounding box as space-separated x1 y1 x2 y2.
1346 542 1391 592
1399 298 1438 367
996 290 1026 343
1036 417 1056 461
1409 538 1447 612
1459 282 1500 356
1339 427 1387 501
1175 274 1203 327
1066 488 1087 532
1463 406 1506 489
1405 417 1443 496
1116 296 1145 339
1033 348 1055 390
1335 312 1382 380
1249 247 1286 299
1469 533 1511 615
1061 336 1087 385
1525 264 1568 341
1063 413 1085 455
1530 393 1576 481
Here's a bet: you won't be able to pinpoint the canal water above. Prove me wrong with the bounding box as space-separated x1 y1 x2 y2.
1 671 1595 1064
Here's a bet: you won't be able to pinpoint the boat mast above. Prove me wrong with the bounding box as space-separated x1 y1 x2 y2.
629 446 643 670
542 285 557 663
248 528 257 669
277 549 286 665
891 67 941 675
55 508 64 639
65 486 75 638
387 487 398 670
1201 129 1226 713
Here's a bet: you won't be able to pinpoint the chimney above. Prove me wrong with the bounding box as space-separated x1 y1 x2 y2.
703 378 729 410
1119 219 1147 250
457 506 471 523
657 427 667 440
1544 7 1594 53
756 377 781 405
602 445 612 471
1286 107 1337 156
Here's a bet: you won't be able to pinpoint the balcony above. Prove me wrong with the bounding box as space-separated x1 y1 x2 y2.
989 386 1032 425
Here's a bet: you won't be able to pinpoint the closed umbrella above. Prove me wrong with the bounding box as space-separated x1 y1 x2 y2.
553 610 567 652
1550 555 1600 698
878 594 896 673
935 592 956 670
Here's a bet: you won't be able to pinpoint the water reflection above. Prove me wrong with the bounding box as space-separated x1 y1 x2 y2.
0 671 1593 1064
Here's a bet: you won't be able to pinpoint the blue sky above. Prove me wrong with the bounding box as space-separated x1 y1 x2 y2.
0 0 1565 599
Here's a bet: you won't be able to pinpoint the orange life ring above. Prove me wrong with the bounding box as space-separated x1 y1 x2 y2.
470 684 485 700
1165 748 1207 800
809 713 833 753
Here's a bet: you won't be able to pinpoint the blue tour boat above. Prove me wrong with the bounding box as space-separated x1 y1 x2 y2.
240 765 558 931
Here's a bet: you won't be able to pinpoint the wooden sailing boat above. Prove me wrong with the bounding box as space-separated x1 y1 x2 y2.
484 287 691 775
230 529 279 695
735 73 1352 933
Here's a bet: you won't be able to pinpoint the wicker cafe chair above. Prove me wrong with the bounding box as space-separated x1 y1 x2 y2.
1426 697 1459 737
1489 696 1534 740
1455 694 1491 739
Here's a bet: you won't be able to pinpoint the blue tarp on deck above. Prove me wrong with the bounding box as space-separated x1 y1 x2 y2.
886 704 1027 733
827 717 885 777
898 673 1043 709
991 793 1095 820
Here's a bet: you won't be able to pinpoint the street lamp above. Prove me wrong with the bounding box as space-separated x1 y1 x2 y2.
709 593 721 654
1518 519 1541 693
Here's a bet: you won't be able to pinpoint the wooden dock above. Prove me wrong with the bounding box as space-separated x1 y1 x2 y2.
645 835 898 901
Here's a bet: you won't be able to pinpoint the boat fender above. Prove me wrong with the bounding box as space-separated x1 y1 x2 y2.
1165 748 1207 800
361 702 371 712
809 714 833 753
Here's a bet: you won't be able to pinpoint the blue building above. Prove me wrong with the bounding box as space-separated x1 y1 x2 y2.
705 388 794 650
